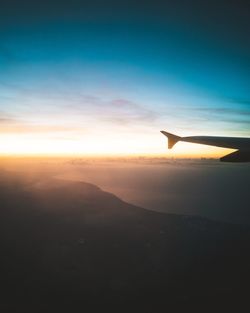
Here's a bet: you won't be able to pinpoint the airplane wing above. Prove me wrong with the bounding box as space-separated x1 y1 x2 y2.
161 131 250 162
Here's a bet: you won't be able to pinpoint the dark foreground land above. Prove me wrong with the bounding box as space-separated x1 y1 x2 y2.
0 170 250 312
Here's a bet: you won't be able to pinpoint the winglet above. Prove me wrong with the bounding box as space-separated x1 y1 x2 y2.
160 131 181 149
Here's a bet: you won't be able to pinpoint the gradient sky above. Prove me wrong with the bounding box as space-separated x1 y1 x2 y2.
0 0 249 156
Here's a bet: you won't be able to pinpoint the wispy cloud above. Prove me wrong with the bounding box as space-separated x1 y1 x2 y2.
0 117 15 124
196 107 250 116
0 111 86 136
0 123 85 134
0 80 160 129
0 111 20 124
227 98 250 106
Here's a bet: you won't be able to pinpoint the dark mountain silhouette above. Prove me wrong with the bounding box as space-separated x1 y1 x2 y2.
0 174 250 312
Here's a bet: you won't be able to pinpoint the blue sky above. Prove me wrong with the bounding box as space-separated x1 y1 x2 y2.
0 1 249 155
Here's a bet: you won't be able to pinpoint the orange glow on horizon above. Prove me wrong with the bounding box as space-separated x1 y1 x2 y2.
0 133 235 159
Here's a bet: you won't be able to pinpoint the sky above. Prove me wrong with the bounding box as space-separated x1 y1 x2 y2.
0 0 249 156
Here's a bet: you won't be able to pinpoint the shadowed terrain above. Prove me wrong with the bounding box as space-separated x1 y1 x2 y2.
0 169 250 312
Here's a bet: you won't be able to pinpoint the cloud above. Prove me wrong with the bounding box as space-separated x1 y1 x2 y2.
227 98 250 106
0 111 19 124
0 81 160 127
0 112 86 135
192 106 250 126
196 107 250 116
106 98 158 123
0 117 15 124
61 94 158 123
0 124 84 134
170 105 250 136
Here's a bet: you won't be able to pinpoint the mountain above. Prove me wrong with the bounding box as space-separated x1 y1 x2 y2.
0 174 250 312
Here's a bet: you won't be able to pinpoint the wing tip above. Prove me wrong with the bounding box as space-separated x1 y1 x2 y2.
160 130 181 149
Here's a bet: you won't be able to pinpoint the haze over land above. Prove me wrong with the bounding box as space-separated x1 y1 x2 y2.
2 157 249 224
0 157 250 312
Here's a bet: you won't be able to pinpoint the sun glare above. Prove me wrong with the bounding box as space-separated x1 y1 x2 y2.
0 133 233 158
